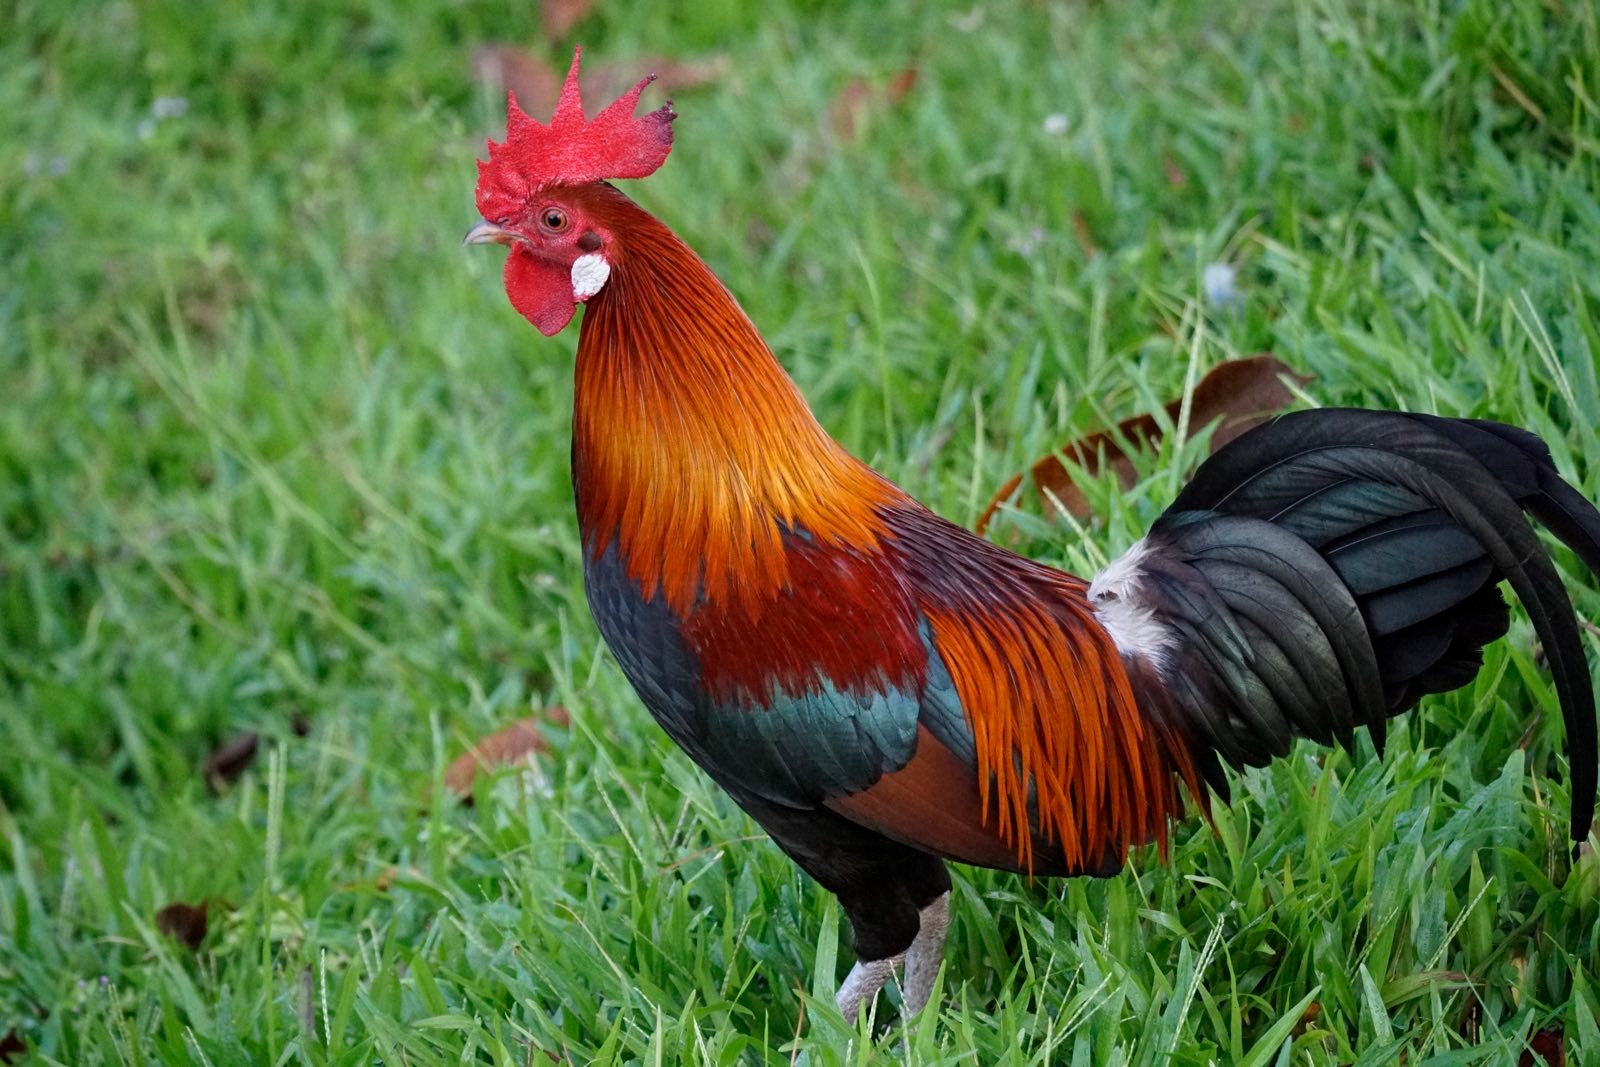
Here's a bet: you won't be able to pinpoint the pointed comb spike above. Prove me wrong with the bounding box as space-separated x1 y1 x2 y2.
474 47 676 221
604 71 658 115
551 47 587 124
503 90 539 141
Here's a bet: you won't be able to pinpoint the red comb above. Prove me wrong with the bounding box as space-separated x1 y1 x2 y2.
475 47 676 220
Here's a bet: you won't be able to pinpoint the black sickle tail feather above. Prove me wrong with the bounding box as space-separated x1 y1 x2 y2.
1120 409 1598 842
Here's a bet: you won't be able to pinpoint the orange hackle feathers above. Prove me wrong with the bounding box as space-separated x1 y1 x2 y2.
475 48 676 222
570 187 900 616
920 567 1202 871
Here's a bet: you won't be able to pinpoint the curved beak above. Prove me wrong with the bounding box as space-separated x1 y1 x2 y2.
463 219 515 246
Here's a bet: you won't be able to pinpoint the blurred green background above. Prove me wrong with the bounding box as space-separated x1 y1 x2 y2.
3 0 1599 1062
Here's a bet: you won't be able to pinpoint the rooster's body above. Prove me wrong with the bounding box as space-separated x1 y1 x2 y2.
467 54 1600 1022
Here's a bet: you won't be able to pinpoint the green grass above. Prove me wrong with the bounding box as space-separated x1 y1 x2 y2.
4 0 1600 1061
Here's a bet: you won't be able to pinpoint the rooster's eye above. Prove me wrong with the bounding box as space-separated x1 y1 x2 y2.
540 208 570 234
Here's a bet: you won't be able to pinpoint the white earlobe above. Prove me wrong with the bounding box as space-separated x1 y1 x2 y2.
571 253 611 300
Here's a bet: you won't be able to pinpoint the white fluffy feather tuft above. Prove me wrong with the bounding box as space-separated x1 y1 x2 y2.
1089 538 1177 669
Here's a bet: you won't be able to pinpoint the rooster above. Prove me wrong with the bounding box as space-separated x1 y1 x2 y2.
465 52 1600 1023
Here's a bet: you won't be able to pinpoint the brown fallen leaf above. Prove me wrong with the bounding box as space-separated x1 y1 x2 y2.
155 900 209 951
471 45 564 117
830 68 919 143
976 355 1312 536
587 55 728 103
445 711 566 802
541 0 593 41
204 732 259 792
1518 1025 1565 1067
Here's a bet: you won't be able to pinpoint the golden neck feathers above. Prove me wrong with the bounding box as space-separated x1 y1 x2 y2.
569 187 903 613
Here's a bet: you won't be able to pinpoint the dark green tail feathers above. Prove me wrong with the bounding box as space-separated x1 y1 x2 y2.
1101 409 1598 846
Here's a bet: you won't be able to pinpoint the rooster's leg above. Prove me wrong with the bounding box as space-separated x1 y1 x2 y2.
836 955 902 1024
900 891 950 1015
735 795 951 1023
835 889 951 1023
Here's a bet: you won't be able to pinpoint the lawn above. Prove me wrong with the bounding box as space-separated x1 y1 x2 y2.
3 0 1600 1062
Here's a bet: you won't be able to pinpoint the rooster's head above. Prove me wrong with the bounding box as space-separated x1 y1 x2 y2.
467 48 676 335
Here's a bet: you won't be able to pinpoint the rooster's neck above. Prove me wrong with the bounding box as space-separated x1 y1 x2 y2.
571 193 904 614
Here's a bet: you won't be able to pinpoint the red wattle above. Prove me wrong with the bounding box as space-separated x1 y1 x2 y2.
505 249 577 336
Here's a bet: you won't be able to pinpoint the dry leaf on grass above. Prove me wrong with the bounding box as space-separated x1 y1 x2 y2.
768 64 919 197
830 68 919 142
590 54 728 102
471 45 564 116
1519 1025 1565 1067
155 900 209 951
444 709 567 803
541 0 594 41
204 732 259 792
976 355 1311 536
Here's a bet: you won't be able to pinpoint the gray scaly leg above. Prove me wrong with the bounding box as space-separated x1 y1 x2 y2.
835 891 952 1023
900 892 950 1016
836 955 902 1024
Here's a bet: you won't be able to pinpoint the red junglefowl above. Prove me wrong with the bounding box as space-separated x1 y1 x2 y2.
465 51 1600 1023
